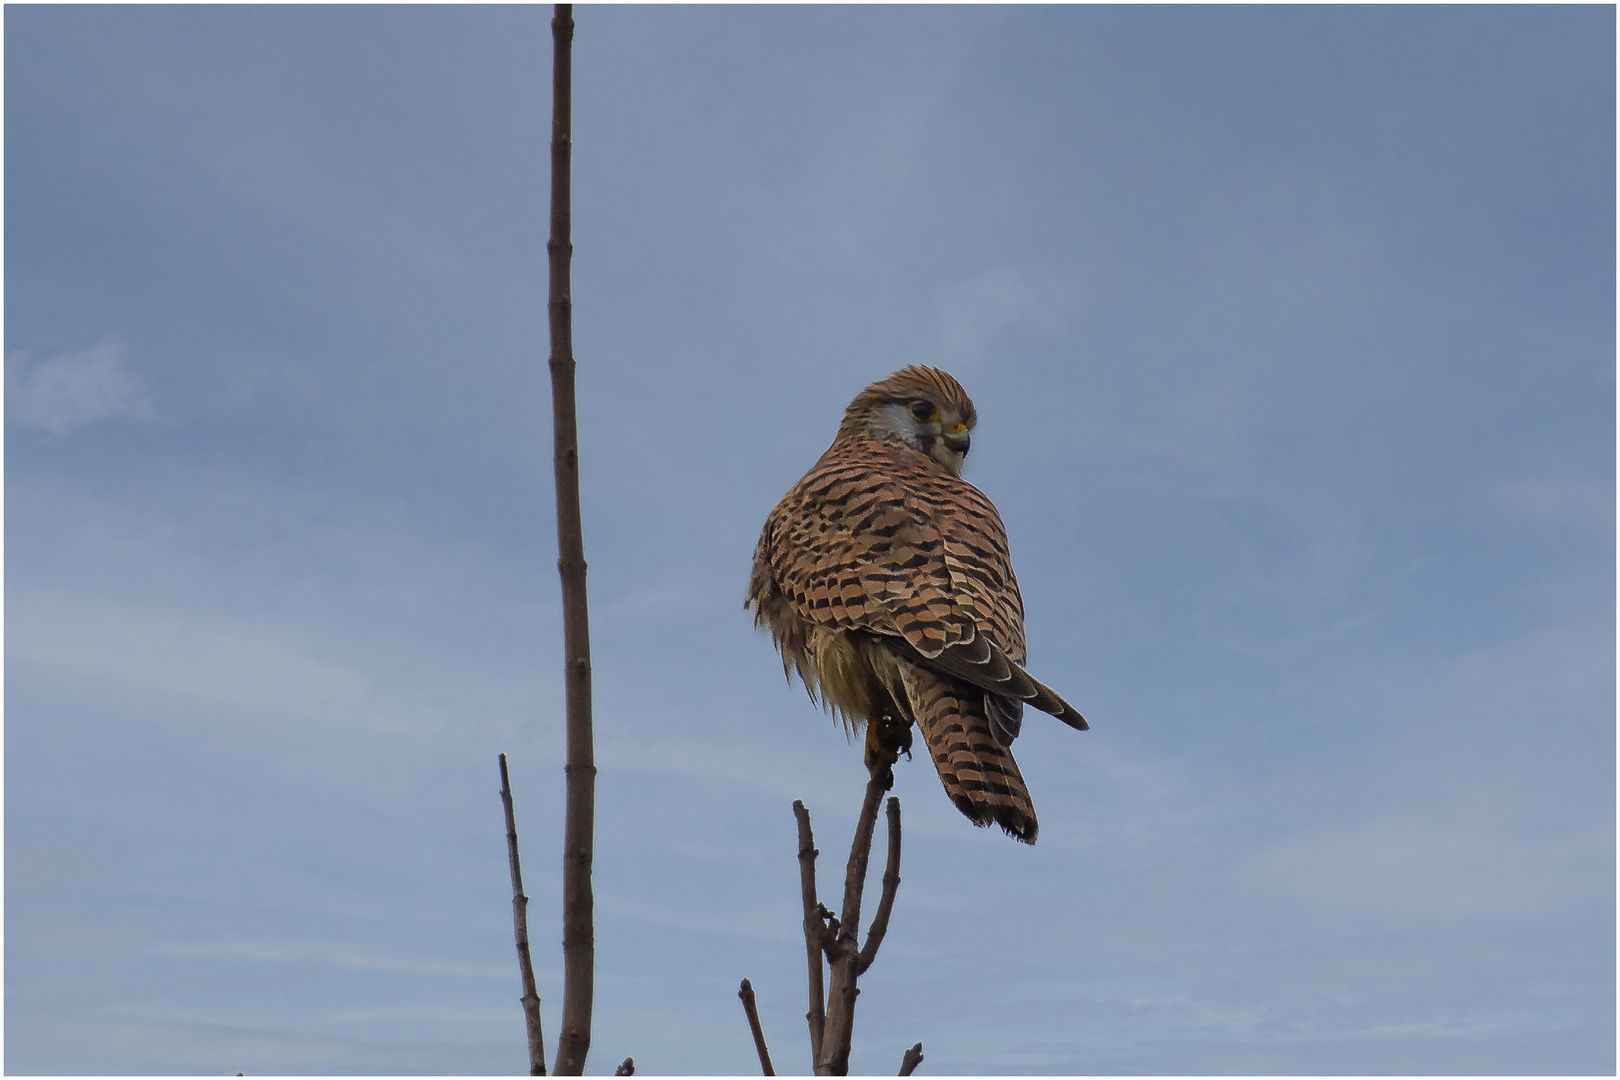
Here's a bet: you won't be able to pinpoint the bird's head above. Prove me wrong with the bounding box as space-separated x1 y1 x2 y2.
835 365 978 477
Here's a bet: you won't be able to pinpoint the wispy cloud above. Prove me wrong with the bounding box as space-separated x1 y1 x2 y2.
141 936 515 981
932 266 1066 368
7 339 155 434
1233 616 1614 924
8 590 387 732
1492 476 1615 531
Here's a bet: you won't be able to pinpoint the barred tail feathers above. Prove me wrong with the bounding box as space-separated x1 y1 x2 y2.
904 663 1038 844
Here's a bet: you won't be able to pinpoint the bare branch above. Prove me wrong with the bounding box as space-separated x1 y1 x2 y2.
738 978 777 1075
499 754 547 1076
857 797 902 975
836 770 888 951
613 1058 634 1076
795 769 916 1073
792 800 827 1069
546 4 594 1075
817 767 889 1074
899 1042 924 1076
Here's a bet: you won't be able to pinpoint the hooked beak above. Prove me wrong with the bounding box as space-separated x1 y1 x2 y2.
942 426 971 455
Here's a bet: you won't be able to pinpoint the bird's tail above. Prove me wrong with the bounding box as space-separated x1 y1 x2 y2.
904 662 1038 844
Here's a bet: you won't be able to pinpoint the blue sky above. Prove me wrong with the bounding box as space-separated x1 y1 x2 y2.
4 4 1613 1075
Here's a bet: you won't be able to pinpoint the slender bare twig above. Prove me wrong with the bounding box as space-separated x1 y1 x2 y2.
738 978 777 1075
858 797 902 975
898 1042 924 1076
836 773 888 950
613 1058 634 1076
546 4 594 1075
791 765 912 1074
817 768 888 1074
499 754 548 1075
792 800 828 1069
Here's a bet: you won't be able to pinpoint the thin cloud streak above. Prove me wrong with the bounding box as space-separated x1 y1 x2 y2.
7 340 154 434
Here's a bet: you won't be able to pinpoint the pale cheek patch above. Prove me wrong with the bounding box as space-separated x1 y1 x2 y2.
867 402 922 448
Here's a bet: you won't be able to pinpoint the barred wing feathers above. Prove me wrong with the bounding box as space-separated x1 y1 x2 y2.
763 439 1086 734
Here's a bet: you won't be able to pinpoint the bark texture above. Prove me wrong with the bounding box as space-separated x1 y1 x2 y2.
547 5 595 1075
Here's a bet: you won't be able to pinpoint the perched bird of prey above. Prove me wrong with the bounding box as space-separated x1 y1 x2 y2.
747 365 1086 844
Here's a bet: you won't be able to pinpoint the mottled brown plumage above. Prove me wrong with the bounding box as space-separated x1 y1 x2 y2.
747 365 1086 843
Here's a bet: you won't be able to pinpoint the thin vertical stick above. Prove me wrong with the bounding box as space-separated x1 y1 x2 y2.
546 4 594 1075
792 800 827 1070
500 754 547 1076
738 979 777 1075
857 798 902 974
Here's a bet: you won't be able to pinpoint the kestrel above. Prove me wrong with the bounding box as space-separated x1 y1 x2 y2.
747 365 1086 844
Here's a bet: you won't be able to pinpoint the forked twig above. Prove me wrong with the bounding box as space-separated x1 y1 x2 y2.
738 978 777 1075
787 762 912 1075
499 754 547 1076
899 1042 924 1076
818 767 889 1074
613 1058 634 1076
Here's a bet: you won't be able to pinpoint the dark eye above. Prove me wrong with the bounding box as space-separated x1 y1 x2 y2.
909 400 934 421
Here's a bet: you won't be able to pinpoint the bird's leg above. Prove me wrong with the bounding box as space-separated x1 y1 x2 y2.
864 713 914 791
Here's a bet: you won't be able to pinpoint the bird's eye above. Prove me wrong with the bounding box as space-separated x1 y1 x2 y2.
909 400 934 422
